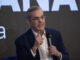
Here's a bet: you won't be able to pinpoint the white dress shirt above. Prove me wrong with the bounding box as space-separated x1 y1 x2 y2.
31 30 62 60
31 30 53 60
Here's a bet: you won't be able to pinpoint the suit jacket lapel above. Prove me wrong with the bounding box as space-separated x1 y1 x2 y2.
26 29 40 60
26 28 35 47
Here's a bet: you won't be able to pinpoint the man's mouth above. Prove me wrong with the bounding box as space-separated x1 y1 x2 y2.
38 24 43 27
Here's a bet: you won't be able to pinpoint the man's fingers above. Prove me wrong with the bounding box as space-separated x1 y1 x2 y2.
37 31 40 35
38 31 41 34
36 31 41 38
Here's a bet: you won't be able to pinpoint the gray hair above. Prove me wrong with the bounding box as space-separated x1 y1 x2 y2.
26 6 42 20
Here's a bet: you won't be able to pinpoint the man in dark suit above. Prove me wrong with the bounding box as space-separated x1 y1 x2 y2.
15 6 69 60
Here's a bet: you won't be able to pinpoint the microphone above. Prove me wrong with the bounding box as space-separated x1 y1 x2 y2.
46 33 52 47
46 33 56 58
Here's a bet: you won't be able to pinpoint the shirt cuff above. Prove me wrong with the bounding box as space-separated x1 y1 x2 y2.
31 49 36 57
60 52 62 60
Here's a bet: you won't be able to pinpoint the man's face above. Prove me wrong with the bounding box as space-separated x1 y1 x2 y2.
28 9 45 32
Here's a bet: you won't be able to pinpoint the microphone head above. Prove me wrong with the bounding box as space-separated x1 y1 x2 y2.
46 33 52 38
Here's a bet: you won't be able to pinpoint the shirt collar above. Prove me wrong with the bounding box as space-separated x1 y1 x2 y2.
32 29 46 37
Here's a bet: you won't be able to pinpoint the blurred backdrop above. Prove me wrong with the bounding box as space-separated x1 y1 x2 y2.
0 0 80 60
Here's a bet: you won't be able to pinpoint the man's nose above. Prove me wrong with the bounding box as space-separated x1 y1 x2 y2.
38 18 43 22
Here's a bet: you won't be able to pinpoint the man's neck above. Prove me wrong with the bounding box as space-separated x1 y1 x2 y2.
32 28 44 36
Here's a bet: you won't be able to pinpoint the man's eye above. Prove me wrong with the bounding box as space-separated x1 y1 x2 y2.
32 15 46 20
41 16 44 19
32 17 39 20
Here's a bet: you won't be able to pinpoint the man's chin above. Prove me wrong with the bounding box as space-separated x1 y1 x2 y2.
38 28 44 32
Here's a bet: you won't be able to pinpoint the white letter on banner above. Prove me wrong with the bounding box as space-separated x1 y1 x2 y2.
36 0 49 11
0 0 21 12
0 26 6 40
23 0 30 11
52 0 78 11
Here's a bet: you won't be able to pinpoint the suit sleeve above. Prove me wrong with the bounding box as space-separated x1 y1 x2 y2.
15 38 38 60
54 31 69 60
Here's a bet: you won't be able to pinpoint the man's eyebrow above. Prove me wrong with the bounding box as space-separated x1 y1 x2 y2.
33 16 39 18
34 15 44 17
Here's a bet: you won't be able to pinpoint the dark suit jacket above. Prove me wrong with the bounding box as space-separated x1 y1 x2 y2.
15 28 69 60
